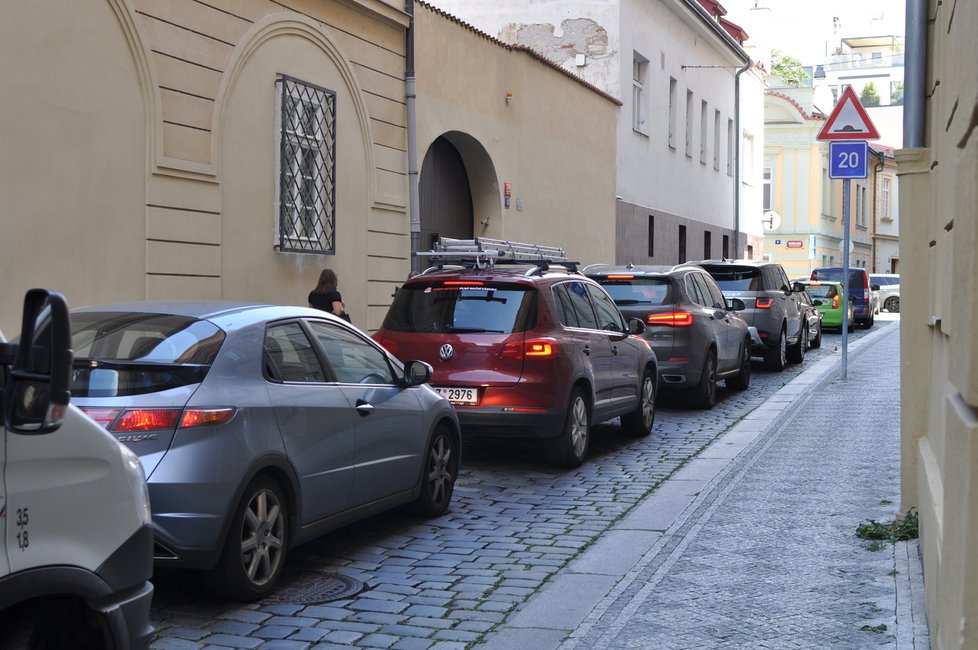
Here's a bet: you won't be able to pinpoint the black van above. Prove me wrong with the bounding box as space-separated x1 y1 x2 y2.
810 267 876 328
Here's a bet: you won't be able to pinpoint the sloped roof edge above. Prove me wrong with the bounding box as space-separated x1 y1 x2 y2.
418 0 623 106
765 90 827 121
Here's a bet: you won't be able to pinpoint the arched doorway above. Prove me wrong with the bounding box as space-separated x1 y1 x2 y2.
420 136 473 250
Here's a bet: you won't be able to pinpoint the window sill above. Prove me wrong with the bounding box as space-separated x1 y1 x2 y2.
633 126 650 138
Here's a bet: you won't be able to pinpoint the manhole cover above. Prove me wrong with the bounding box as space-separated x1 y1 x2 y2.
262 572 367 605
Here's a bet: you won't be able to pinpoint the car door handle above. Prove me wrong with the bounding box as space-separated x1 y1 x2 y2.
583 345 590 356
612 346 618 355
355 399 374 416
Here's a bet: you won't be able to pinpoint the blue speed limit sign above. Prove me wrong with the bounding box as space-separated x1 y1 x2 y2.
829 141 869 179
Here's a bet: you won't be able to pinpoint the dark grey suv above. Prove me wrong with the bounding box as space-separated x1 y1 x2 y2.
585 264 752 409
698 260 808 371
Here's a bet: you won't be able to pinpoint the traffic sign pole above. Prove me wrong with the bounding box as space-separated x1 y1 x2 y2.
841 179 850 381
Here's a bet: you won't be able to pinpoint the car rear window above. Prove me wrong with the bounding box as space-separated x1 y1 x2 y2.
592 277 672 306
805 284 837 299
812 269 866 289
701 266 762 291
382 282 537 334
69 312 225 397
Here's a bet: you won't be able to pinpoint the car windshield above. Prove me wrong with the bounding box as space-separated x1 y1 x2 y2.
805 284 837 299
701 266 761 291
382 283 537 334
593 278 672 305
68 312 225 397
812 269 864 289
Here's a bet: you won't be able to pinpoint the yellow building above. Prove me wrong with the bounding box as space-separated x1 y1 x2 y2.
898 1 978 647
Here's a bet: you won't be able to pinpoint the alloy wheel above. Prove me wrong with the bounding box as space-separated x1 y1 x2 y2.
570 396 588 457
426 434 454 510
240 488 286 586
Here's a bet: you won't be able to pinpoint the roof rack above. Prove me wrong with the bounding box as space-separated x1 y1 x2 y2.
417 237 578 273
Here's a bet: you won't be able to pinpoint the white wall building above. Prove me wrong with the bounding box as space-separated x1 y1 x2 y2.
431 0 766 263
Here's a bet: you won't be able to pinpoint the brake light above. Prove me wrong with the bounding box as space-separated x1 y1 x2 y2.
606 274 635 280
180 407 236 428
372 333 399 357
111 408 182 432
647 312 693 326
500 338 559 359
443 280 484 287
833 294 840 309
79 407 122 428
755 297 774 309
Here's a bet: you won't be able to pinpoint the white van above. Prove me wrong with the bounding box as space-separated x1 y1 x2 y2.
0 289 154 649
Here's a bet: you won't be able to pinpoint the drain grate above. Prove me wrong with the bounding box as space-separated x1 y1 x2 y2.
262 572 367 605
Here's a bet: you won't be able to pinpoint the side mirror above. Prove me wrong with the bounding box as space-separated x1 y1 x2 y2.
402 359 432 386
792 282 806 293
812 299 823 306
871 284 881 291
628 317 646 336
726 298 746 311
4 289 72 434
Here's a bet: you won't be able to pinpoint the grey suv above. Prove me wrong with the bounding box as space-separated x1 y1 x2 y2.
698 260 808 371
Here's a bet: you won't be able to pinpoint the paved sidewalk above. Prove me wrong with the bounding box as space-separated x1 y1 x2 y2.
479 320 929 649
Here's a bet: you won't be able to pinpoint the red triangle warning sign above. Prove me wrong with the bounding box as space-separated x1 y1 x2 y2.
817 86 880 141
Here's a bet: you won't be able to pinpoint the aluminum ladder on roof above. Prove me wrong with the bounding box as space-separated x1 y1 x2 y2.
416 236 570 269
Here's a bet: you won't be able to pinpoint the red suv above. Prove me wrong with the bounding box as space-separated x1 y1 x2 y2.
374 242 657 467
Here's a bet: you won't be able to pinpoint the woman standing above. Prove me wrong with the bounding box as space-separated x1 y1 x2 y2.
308 269 351 322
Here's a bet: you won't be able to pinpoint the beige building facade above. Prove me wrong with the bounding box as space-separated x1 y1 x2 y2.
898 2 978 648
1 0 619 335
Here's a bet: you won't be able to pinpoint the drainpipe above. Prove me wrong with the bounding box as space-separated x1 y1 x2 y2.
733 60 751 259
405 0 421 274
904 0 927 147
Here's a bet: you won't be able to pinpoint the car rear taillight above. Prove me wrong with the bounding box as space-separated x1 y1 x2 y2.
500 338 558 360
112 408 182 432
180 407 236 428
647 312 693 326
606 274 635 280
79 407 123 427
832 294 840 309
755 297 774 309
372 333 399 357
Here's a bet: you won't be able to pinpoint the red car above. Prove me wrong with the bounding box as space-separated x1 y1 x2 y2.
374 239 657 467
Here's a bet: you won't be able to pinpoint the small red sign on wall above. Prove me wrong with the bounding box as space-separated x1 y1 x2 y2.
786 240 804 248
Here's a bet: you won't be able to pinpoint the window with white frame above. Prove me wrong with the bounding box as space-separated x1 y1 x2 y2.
763 167 772 211
713 109 721 170
726 118 733 175
881 177 892 220
685 90 694 157
742 130 755 180
700 100 708 164
633 53 649 134
276 75 336 254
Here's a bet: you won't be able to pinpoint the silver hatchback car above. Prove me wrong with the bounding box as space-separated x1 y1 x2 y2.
68 302 460 601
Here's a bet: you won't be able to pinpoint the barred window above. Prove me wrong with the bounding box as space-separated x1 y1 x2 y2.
276 76 336 254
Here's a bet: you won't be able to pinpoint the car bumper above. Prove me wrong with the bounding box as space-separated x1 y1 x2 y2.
455 406 565 438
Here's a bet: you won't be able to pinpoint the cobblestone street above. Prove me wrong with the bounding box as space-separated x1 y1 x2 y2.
149 322 892 650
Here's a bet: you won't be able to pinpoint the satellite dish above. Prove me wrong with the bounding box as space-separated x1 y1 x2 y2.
762 210 782 231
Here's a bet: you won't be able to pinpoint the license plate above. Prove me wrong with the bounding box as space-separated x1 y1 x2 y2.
435 386 478 405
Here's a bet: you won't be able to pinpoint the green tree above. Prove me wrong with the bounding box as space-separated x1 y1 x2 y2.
860 82 881 107
770 49 809 86
890 81 904 106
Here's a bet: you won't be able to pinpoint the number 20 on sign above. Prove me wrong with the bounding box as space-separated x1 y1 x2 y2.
829 141 869 179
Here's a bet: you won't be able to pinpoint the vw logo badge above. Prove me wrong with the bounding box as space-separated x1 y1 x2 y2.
439 343 454 360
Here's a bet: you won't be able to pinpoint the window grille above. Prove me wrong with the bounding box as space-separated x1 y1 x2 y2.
277 75 336 254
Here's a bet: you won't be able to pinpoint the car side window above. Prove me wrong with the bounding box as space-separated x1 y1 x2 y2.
264 322 326 383
684 275 708 307
306 320 396 385
701 274 727 309
555 282 599 330
586 285 626 332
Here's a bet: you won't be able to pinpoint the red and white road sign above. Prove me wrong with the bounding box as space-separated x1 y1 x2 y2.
817 86 880 141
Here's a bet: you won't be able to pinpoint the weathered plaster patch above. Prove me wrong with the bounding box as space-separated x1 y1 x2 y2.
499 18 609 65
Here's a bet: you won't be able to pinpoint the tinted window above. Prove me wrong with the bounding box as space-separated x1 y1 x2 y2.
307 320 395 384
586 285 625 331
699 273 727 309
265 322 326 383
701 266 762 291
553 282 599 330
69 312 225 397
812 269 866 289
805 284 838 299
382 282 537 334
685 275 709 307
593 277 672 306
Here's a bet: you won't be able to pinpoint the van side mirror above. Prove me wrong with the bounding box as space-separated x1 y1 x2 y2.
3 289 72 434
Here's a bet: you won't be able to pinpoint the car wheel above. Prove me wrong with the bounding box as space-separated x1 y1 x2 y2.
410 425 459 517
810 322 822 349
205 475 288 601
885 296 900 313
545 387 590 468
726 340 751 390
787 322 807 364
691 351 717 409
621 369 655 437
763 326 787 371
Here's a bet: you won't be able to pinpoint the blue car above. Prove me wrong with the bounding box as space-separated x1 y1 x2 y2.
810 267 875 328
